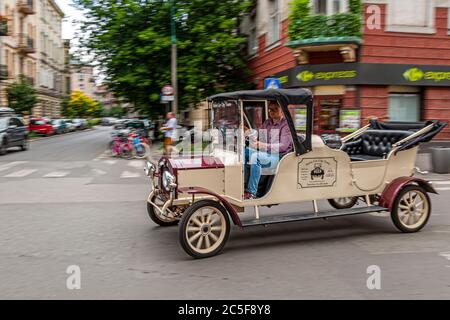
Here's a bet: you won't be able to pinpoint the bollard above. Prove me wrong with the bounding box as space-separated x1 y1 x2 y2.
430 147 450 174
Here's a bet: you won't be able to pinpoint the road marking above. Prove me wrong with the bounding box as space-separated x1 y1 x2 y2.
4 169 37 178
128 160 144 168
102 160 117 165
439 252 450 261
43 171 70 178
436 187 450 191
120 171 141 178
91 169 106 175
0 161 28 172
430 181 450 185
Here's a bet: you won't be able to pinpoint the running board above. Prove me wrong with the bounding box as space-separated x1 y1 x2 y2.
241 205 388 228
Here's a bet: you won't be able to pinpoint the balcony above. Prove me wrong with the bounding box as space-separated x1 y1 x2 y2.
18 34 36 54
287 0 363 64
17 0 35 15
0 18 8 36
0 65 8 80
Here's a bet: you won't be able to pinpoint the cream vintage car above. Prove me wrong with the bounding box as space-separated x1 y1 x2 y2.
144 89 447 259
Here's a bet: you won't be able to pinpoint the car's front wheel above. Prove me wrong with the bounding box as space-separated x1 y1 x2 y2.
179 200 230 259
147 194 180 226
21 138 29 151
391 185 431 233
0 140 7 155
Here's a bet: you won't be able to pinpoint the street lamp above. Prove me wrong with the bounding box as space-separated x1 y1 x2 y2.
170 0 178 115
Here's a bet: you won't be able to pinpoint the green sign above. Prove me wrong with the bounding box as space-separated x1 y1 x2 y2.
275 63 450 87
339 110 360 133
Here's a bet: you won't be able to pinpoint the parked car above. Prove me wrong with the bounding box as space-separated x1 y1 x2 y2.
29 118 55 136
102 117 118 126
63 119 77 132
50 119 68 134
72 119 88 130
0 115 29 155
113 119 149 138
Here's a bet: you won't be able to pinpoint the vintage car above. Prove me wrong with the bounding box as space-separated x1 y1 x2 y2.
144 89 447 259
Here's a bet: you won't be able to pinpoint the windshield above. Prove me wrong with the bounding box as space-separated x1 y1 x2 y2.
31 120 46 125
210 100 243 155
0 118 7 130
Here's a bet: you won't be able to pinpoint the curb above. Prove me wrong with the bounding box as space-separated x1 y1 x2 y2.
30 127 97 142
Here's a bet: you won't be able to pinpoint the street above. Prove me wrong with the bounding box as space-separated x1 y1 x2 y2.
0 126 449 299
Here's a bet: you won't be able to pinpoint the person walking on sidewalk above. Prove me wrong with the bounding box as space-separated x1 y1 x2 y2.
161 112 177 156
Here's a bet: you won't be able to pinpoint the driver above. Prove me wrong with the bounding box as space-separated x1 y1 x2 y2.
244 102 293 200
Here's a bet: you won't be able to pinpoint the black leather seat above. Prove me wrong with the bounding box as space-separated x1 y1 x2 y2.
343 130 412 161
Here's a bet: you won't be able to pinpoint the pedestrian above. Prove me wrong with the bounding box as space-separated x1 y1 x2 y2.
160 112 177 156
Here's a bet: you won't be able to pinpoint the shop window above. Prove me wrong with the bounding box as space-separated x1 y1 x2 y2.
318 99 340 132
388 94 420 122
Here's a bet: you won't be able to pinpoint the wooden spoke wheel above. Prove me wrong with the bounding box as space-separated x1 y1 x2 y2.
179 200 230 259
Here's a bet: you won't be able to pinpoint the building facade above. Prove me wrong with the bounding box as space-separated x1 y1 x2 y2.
0 0 68 118
243 0 450 140
70 61 96 99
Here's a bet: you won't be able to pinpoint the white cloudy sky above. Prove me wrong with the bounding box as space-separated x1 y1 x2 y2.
55 0 85 40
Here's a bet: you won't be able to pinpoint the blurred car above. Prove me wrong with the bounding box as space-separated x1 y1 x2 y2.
29 118 55 136
0 115 29 155
73 119 88 130
63 119 77 132
112 119 149 138
50 119 68 134
101 117 118 126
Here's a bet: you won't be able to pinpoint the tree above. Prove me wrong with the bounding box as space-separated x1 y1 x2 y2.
64 90 102 118
6 75 37 116
74 0 253 116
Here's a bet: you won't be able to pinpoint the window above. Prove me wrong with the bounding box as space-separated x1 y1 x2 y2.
248 27 258 55
268 0 280 45
387 0 434 33
388 94 420 122
313 0 347 15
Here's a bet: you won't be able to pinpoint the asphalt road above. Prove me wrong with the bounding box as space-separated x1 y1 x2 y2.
0 127 449 299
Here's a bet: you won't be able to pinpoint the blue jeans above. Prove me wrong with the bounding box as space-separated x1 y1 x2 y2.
244 148 280 196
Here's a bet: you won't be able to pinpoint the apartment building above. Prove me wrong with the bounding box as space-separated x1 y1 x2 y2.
70 60 96 99
243 0 450 139
0 0 68 117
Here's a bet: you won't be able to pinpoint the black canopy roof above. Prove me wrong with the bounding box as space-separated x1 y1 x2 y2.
208 88 313 105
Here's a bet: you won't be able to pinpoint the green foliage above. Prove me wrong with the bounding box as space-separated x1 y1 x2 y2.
349 0 362 14
288 0 362 41
74 0 253 116
6 75 37 116
108 106 125 118
63 90 103 118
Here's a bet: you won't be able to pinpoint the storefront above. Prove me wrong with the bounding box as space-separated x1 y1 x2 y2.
274 63 450 136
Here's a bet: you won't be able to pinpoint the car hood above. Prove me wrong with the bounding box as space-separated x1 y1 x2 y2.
168 156 224 170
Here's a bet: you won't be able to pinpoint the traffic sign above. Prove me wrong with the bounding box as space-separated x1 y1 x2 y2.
264 78 281 90
161 85 174 96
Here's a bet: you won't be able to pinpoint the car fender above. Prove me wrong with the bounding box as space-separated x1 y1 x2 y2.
178 187 243 228
379 177 438 210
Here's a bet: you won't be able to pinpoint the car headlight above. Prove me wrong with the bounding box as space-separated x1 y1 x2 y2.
162 170 176 191
144 161 156 177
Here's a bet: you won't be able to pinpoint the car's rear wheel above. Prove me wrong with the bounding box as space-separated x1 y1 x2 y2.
391 185 431 233
179 200 230 259
328 197 358 209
